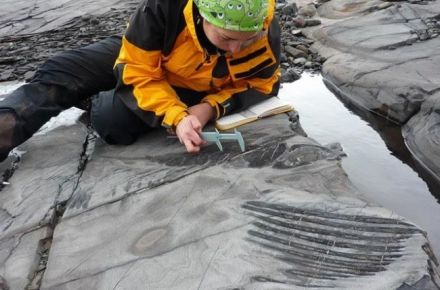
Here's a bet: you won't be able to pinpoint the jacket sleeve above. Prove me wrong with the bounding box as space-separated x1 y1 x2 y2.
202 16 281 119
202 69 280 119
114 0 188 128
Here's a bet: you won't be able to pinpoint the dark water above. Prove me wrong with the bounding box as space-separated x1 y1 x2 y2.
279 74 440 258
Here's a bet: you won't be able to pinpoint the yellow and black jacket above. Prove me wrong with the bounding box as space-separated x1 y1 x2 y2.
114 0 280 129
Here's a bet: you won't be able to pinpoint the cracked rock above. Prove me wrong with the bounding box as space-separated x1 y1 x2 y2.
285 45 308 58
307 0 440 180
281 3 298 16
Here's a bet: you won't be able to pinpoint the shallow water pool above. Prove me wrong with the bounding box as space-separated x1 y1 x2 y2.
279 73 440 257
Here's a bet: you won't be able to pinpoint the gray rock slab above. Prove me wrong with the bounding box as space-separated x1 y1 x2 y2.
44 196 436 289
0 227 51 290
309 2 440 122
0 0 135 37
318 47 440 123
317 0 384 19
285 46 308 58
62 115 299 219
0 124 87 241
39 115 439 290
306 1 440 178
403 92 440 179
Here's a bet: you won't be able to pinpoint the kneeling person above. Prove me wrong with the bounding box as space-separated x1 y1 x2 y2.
0 0 280 159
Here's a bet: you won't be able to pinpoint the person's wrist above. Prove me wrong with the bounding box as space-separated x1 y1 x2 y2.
187 103 214 127
201 102 215 121
200 101 217 120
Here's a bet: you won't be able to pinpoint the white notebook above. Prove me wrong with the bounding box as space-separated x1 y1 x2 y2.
215 96 293 130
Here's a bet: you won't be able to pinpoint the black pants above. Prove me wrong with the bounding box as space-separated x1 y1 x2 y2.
0 36 206 158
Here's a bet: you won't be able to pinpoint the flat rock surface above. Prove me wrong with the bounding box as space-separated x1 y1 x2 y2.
0 0 138 82
0 112 437 289
62 115 300 219
306 0 440 179
0 124 87 241
0 0 135 37
0 227 51 290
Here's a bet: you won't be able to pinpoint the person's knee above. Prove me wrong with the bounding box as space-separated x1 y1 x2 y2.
0 108 26 160
90 91 138 145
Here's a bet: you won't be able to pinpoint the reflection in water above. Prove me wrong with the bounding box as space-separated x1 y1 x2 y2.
278 74 440 257
323 78 440 199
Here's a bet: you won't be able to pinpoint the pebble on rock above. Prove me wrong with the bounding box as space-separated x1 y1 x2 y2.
298 4 317 17
291 29 303 36
281 68 301 82
293 57 307 66
305 19 322 27
285 46 308 59
295 45 309 54
24 71 35 81
305 61 314 68
292 16 306 28
281 3 298 17
377 2 394 10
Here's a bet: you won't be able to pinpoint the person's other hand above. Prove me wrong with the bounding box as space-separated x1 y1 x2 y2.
175 115 205 153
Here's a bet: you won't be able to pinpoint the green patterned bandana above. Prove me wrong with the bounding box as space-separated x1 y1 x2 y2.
194 0 269 32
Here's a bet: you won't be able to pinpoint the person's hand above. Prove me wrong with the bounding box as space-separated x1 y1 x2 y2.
175 115 205 153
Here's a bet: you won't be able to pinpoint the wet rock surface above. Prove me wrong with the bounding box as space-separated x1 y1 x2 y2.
403 91 440 181
0 1 138 82
305 0 440 179
0 0 138 37
0 112 437 289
